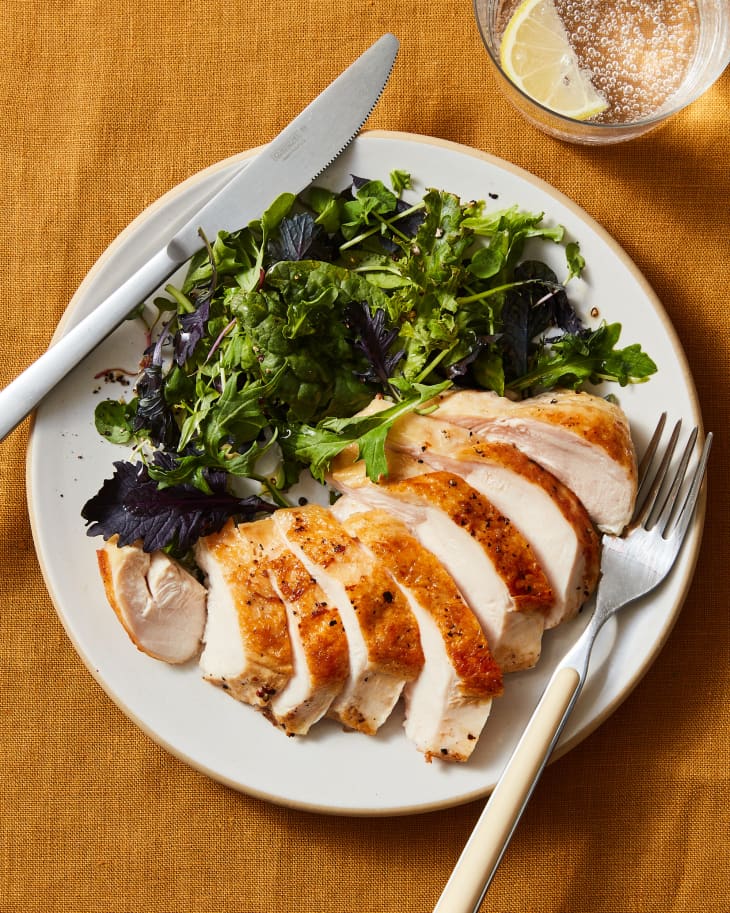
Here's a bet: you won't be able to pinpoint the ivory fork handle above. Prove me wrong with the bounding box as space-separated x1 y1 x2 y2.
433 666 582 913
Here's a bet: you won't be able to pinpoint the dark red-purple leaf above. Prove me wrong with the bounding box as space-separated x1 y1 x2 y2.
174 232 218 366
345 300 404 388
81 460 275 553
267 212 335 263
501 261 584 379
132 325 179 448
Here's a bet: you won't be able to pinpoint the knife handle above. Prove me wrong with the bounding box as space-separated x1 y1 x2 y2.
0 245 180 443
432 665 583 913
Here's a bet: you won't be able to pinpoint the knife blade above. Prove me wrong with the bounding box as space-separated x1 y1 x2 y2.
0 33 399 442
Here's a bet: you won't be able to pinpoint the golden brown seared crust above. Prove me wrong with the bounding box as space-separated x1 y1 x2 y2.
274 505 425 681
436 388 637 483
337 706 369 733
518 390 636 479
266 548 350 690
382 407 600 605
384 472 555 616
202 519 293 677
465 439 601 601
343 510 503 700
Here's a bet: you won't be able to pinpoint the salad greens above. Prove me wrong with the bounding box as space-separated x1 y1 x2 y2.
82 172 656 553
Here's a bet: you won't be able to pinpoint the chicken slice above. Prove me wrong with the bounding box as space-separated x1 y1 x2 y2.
339 506 503 762
195 519 293 708
431 388 637 534
381 409 600 628
330 461 554 672
97 537 206 664
258 523 350 735
272 505 424 735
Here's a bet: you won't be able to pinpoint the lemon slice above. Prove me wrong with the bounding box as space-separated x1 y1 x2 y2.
499 0 609 121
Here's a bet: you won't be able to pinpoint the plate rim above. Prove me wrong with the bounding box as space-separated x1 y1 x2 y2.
25 130 706 816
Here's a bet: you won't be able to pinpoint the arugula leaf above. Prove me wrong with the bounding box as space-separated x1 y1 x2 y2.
462 205 565 255
199 371 274 448
508 322 658 392
390 169 411 195
289 381 451 483
565 241 586 281
145 437 280 498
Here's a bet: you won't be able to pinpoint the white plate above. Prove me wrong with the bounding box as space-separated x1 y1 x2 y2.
27 132 704 816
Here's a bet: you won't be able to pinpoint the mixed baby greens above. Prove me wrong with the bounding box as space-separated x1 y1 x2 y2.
82 172 656 553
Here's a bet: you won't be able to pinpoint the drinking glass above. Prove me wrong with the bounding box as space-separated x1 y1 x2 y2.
473 0 730 143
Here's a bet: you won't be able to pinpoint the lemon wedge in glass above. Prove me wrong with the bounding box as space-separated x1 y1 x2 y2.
499 0 609 121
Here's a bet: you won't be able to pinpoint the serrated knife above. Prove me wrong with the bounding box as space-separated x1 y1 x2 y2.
0 33 399 442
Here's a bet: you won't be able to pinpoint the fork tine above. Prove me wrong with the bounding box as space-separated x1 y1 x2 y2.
634 418 681 526
648 426 698 533
636 412 666 495
667 432 713 542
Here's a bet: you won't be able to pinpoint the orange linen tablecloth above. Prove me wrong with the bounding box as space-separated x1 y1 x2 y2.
1 3 728 912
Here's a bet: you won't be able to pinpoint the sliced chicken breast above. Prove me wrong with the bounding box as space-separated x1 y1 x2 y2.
330 461 554 672
97 537 206 664
272 505 424 735
431 388 637 534
262 525 350 735
195 519 293 708
339 506 503 762
380 409 600 628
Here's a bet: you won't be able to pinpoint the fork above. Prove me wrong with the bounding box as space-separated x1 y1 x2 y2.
433 415 713 913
